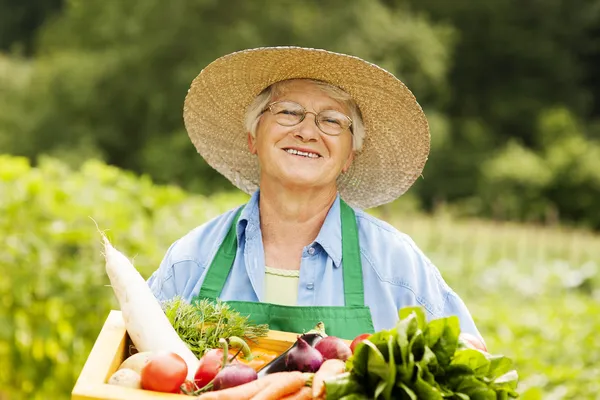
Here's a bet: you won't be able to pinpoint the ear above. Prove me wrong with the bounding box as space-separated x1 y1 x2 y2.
247 132 257 155
342 150 354 173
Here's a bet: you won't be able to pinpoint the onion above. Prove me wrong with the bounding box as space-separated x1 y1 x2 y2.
285 336 324 373
315 336 352 361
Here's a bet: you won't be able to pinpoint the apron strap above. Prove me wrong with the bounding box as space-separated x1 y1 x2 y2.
198 200 365 307
340 199 364 307
197 206 244 300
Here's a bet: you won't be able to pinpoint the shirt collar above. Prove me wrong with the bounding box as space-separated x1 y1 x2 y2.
236 189 343 268
236 190 260 243
313 194 343 267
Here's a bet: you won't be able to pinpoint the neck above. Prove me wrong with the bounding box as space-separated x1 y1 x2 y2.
258 181 337 249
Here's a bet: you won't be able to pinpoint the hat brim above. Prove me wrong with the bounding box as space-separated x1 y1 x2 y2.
183 46 430 209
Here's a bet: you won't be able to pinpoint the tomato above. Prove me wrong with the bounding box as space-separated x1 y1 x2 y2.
350 333 372 353
140 352 188 393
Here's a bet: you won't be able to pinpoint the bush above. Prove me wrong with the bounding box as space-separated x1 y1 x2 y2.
0 154 247 399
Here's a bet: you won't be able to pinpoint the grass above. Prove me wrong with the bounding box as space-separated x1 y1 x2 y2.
371 208 600 399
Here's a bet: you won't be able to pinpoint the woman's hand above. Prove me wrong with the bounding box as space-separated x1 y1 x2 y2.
459 332 488 353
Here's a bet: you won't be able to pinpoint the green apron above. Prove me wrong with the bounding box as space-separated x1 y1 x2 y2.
193 200 375 340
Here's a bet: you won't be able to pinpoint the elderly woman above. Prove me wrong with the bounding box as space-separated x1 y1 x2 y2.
148 47 484 345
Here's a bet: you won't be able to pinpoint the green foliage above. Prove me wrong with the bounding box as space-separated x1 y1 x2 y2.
0 154 247 399
476 108 600 227
1 155 599 398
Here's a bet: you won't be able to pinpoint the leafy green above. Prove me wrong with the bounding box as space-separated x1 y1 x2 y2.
325 307 520 399
161 297 269 358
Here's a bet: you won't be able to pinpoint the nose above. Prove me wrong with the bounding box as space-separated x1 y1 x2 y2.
293 112 320 142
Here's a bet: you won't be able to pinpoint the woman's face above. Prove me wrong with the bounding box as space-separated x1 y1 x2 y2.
248 80 354 191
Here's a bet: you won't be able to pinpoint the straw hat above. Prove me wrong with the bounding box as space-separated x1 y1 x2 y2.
183 46 430 209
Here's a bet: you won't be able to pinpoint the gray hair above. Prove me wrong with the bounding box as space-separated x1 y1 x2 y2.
244 79 365 151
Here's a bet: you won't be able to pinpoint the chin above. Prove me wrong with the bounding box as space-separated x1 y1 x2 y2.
278 171 324 188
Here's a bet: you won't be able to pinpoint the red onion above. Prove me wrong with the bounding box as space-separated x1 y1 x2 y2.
315 336 352 361
285 336 324 373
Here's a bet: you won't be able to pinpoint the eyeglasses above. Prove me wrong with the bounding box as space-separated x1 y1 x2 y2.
261 100 353 136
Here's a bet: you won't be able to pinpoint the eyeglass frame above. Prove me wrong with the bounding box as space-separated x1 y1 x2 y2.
260 100 354 136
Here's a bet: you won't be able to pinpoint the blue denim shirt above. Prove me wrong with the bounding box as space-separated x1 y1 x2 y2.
148 190 483 340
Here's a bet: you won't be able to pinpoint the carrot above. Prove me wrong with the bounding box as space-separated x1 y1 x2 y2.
195 373 287 400
98 232 199 381
250 371 307 400
312 359 346 399
279 386 312 400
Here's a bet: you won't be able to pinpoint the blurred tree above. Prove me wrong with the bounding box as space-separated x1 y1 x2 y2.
0 0 454 195
0 0 64 55
393 0 600 228
1 0 600 228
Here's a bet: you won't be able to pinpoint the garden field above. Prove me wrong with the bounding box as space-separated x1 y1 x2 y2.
1 155 598 399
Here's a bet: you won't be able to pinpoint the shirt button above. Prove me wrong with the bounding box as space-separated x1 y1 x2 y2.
307 283 314 290
308 247 316 255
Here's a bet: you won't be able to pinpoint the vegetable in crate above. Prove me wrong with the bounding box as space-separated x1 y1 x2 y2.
212 338 258 390
194 336 254 389
162 297 269 359
257 322 326 377
99 233 199 381
323 306 520 400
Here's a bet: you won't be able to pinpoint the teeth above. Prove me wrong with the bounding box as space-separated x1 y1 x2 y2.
285 149 319 158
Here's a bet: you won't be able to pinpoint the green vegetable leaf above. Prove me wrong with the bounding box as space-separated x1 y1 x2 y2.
364 339 390 385
451 348 490 377
413 364 444 400
416 347 440 390
430 316 460 367
408 328 426 362
397 382 418 400
424 317 446 348
367 329 395 362
399 306 427 332
323 372 365 400
441 364 475 391
487 354 515 380
491 370 519 393
375 380 388 399
351 339 370 378
382 331 398 400
339 395 371 400
454 375 492 397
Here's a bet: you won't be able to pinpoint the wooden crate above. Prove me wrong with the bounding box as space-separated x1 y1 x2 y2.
71 310 300 400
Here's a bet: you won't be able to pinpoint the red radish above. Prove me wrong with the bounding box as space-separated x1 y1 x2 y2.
285 336 324 373
350 333 371 353
315 336 352 361
194 336 252 388
194 348 227 389
98 232 199 381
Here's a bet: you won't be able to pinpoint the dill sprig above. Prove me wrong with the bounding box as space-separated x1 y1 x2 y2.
161 297 269 358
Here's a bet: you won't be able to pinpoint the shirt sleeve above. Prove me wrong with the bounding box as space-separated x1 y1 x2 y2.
147 240 179 302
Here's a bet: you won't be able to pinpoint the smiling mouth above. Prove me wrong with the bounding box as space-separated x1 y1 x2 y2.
283 148 322 159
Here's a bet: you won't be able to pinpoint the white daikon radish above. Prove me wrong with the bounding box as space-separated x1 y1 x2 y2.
100 233 199 381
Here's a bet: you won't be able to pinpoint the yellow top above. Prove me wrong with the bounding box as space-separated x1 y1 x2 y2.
264 266 300 306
